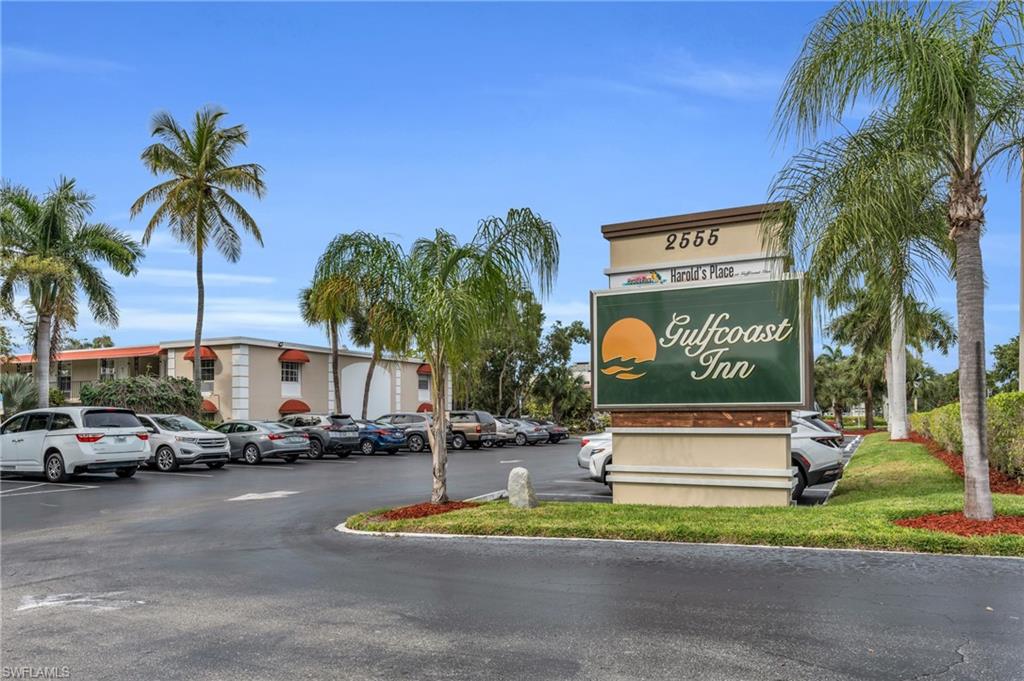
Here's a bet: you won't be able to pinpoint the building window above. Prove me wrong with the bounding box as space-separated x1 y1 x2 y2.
99 359 115 382
281 361 301 384
418 375 429 391
58 361 71 397
16 363 32 375
200 359 215 382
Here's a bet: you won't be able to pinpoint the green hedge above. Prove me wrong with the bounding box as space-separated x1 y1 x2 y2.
79 376 202 420
911 392 1024 482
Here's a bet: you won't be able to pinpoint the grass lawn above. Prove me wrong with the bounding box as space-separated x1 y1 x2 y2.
347 434 1024 556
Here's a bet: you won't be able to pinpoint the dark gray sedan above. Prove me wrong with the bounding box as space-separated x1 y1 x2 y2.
214 420 310 464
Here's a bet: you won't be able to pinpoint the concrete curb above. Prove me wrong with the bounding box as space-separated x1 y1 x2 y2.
333 521 1023 561
463 489 507 502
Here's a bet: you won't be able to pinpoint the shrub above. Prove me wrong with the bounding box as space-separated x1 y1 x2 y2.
79 376 202 419
0 372 37 417
48 387 66 407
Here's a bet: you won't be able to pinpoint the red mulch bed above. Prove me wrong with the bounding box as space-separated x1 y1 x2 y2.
895 512 1024 537
376 501 479 521
906 432 1024 495
842 428 886 435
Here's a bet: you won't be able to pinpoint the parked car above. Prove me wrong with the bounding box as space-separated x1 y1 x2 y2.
448 410 499 450
503 418 548 446
532 419 569 443
354 419 407 455
0 407 150 482
214 420 310 464
375 412 452 453
791 411 845 499
586 437 613 486
492 417 517 447
278 413 359 458
576 432 612 471
138 414 230 471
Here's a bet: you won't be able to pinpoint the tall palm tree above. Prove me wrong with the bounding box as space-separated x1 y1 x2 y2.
315 208 558 503
769 116 950 441
1 179 143 406
298 284 347 412
315 232 410 420
775 1 1024 519
130 107 266 389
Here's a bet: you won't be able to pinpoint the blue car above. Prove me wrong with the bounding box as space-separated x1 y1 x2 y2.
354 419 407 455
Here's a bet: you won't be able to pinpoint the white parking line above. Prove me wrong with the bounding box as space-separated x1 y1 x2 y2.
499 460 524 464
136 470 214 479
1 484 99 498
227 465 296 471
227 490 301 501
0 482 46 494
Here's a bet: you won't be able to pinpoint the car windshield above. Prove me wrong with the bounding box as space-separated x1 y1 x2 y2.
263 422 291 432
83 410 142 429
153 415 207 432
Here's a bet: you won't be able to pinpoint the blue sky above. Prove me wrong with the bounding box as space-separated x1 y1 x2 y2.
2 2 1020 372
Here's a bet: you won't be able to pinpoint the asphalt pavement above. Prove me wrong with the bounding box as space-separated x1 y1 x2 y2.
2 438 1021 680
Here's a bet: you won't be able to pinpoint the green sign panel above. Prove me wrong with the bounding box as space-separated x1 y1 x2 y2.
591 277 807 409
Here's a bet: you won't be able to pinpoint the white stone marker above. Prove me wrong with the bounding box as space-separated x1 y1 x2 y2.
508 467 538 509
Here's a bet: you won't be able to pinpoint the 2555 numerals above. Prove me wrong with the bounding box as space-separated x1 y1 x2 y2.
665 227 719 250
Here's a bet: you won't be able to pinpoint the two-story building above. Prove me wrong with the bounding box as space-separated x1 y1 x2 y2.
3 336 446 421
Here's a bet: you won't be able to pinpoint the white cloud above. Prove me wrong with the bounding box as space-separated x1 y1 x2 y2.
3 45 130 74
655 52 782 100
110 268 275 287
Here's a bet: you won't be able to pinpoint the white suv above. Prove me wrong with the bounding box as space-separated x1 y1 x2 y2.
138 414 230 471
0 407 151 482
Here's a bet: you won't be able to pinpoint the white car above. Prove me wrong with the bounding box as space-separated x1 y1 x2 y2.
577 433 612 484
0 407 151 482
138 414 230 472
790 411 846 499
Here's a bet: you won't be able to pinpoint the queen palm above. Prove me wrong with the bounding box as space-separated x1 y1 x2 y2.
299 283 348 412
1 179 142 406
131 107 265 389
770 116 950 441
316 208 558 503
775 1 1024 519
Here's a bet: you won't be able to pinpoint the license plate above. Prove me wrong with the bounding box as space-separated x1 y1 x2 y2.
114 436 126 443
289 437 306 443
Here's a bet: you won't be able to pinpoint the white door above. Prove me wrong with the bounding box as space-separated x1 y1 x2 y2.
2 412 50 470
0 414 28 469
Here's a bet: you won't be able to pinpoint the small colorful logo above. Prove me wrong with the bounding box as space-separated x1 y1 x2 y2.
623 271 665 286
600 317 657 381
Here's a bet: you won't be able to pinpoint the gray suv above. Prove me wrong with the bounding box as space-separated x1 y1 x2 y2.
376 412 432 453
138 414 230 471
279 413 359 458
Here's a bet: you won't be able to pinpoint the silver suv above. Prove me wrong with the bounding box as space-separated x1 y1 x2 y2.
138 414 230 472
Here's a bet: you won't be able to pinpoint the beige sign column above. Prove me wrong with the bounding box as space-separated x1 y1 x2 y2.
598 203 807 508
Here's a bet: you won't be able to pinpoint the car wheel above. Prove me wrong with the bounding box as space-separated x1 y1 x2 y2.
482 439 493 448
244 444 262 465
206 462 226 469
44 452 68 483
407 434 425 453
792 464 807 501
515 433 527 446
360 439 376 456
308 438 324 459
283 454 299 463
115 466 138 479
452 433 467 450
155 446 179 472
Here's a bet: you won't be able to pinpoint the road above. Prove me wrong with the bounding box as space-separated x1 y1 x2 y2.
2 440 1022 680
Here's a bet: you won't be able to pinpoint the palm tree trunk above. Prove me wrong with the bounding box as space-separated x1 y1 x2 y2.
193 244 205 390
361 347 378 419
951 180 994 520
330 323 342 413
35 313 52 407
865 381 874 430
889 294 909 440
429 358 449 504
884 351 892 432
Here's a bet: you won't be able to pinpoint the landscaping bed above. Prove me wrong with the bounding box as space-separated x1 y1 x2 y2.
347 434 1024 556
374 501 479 521
906 432 1024 495
895 513 1024 537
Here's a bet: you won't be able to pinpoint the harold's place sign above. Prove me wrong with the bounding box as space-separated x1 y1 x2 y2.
607 257 782 289
591 276 808 409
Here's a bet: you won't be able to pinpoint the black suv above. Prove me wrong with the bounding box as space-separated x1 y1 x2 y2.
278 413 359 458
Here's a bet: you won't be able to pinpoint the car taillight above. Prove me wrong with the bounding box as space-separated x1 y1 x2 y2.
268 433 286 440
76 433 104 443
475 425 481 433
581 438 590 447
136 432 149 440
301 433 309 439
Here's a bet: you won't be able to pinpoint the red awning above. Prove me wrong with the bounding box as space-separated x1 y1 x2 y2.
279 349 311 363
416 363 432 376
279 399 311 415
201 399 218 414
416 402 433 413
10 345 162 364
182 346 217 361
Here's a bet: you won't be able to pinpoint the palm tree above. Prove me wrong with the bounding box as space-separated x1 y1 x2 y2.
130 107 266 390
814 345 856 429
316 208 558 503
775 1 1024 519
299 284 347 412
314 232 410 420
1 179 143 406
769 117 950 441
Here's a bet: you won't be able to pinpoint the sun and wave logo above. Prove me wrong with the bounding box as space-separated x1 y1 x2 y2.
600 317 657 381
